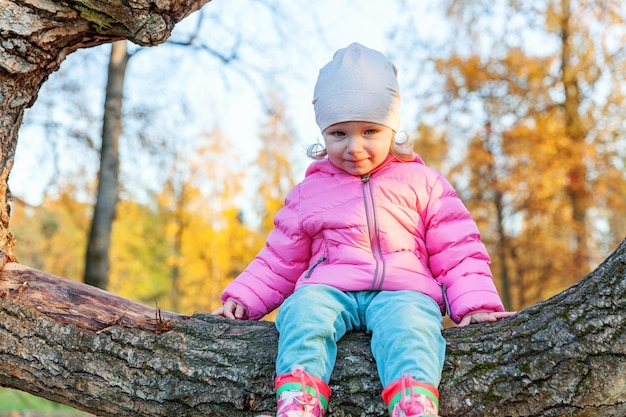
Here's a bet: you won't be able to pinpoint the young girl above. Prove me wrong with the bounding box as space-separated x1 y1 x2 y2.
214 43 514 417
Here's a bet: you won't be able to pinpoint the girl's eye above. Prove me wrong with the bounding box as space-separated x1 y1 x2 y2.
364 129 377 135
333 131 345 137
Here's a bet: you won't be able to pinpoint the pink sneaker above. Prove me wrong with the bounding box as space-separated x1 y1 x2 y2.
267 367 331 417
383 374 439 417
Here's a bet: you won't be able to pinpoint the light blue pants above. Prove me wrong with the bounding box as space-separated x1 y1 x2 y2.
275 284 446 388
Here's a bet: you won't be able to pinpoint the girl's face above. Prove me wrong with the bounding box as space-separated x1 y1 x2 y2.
322 121 393 176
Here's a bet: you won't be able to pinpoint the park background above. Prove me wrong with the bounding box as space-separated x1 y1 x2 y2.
2 0 626 414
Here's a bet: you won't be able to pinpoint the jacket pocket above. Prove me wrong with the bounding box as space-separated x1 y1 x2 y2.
303 257 327 278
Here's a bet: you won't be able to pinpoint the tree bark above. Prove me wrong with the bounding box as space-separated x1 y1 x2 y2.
0 0 211 265
1 238 625 417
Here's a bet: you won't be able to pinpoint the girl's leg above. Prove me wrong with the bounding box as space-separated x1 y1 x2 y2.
366 291 445 416
275 284 360 381
272 284 360 417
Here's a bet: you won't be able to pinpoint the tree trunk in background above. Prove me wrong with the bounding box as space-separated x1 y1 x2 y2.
560 0 590 278
1 239 626 417
0 0 211 268
84 41 129 289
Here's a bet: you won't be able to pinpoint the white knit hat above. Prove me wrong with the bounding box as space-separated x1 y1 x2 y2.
313 42 401 133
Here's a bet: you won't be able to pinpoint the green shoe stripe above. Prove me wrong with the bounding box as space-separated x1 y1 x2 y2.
388 386 439 414
276 382 329 409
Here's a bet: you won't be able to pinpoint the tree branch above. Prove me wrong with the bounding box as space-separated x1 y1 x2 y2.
1 239 625 416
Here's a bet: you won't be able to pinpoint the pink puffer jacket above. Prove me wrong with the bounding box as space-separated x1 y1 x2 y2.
221 153 505 323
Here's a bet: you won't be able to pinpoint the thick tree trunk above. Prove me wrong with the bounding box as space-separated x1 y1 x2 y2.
1 239 625 417
0 0 211 265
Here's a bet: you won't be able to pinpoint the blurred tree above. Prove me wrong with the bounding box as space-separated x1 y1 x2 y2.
108 198 171 307
146 129 255 314
11 183 91 282
411 124 450 173
0 0 209 268
108 126 271 315
253 91 299 235
84 41 129 290
9 128 258 316
395 0 626 310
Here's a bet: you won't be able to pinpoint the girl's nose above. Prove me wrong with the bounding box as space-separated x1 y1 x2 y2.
346 136 363 153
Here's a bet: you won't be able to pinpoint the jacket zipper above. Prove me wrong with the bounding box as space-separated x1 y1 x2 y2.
361 174 386 290
440 283 451 317
304 256 327 278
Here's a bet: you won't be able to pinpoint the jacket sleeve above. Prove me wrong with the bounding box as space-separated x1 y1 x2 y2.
423 174 505 323
220 186 311 320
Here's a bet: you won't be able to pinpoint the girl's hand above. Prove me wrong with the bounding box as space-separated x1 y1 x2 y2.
458 311 516 327
213 299 248 320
